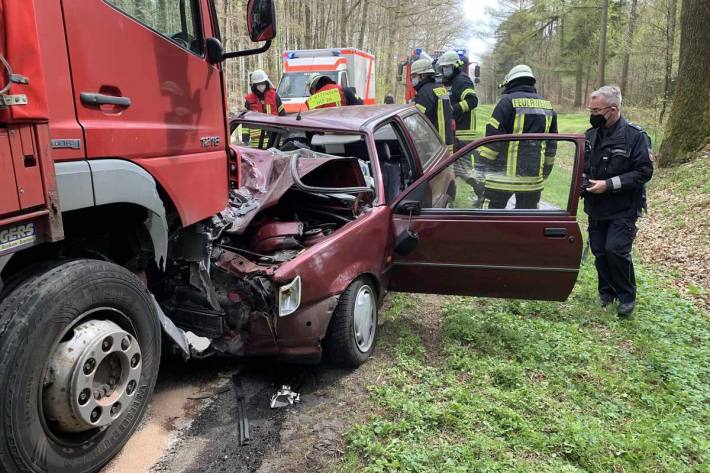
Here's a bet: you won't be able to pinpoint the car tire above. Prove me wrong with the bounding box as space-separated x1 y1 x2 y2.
323 277 378 368
0 259 161 473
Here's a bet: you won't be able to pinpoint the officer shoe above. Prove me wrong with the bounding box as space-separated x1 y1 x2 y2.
600 294 615 308
617 301 636 317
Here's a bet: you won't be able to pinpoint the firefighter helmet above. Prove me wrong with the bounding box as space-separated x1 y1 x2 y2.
437 50 462 67
410 58 435 75
500 64 535 87
306 73 333 93
250 69 270 85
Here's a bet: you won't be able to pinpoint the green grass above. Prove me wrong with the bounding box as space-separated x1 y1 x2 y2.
342 265 709 472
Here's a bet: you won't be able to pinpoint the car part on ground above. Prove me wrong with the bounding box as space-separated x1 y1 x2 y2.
0 259 161 473
232 373 251 445
269 385 301 408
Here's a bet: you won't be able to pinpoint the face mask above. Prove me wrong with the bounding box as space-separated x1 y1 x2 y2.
589 113 607 128
442 66 454 78
256 84 267 93
411 77 420 87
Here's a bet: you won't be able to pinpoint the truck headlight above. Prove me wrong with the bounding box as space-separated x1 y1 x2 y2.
278 276 301 317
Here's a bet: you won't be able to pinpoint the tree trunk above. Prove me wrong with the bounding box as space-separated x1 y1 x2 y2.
620 0 638 96
597 0 608 87
574 60 583 108
358 0 370 50
659 0 710 165
659 0 678 123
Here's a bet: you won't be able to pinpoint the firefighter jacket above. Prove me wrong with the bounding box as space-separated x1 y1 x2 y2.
479 84 558 192
583 117 653 220
306 84 362 109
447 72 478 143
413 78 454 151
242 88 284 148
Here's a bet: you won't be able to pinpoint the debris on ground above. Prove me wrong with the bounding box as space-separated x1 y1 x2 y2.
269 385 301 409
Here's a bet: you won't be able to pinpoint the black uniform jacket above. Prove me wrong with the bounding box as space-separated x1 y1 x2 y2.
413 78 454 147
583 116 654 219
448 72 478 141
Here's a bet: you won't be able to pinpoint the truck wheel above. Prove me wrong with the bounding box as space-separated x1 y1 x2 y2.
324 278 378 367
0 259 161 473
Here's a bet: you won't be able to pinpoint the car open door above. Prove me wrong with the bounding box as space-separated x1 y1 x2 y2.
388 134 585 301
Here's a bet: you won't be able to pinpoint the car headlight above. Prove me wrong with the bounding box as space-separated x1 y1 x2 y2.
278 276 301 317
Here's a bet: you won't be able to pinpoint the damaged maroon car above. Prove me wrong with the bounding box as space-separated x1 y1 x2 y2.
158 105 586 367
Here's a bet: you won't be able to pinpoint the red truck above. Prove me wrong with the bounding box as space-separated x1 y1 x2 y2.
0 1 586 472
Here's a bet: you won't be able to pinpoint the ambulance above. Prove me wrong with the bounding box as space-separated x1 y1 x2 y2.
278 48 376 113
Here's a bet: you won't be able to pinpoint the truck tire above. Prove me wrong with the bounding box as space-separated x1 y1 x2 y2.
0 259 161 473
323 277 378 367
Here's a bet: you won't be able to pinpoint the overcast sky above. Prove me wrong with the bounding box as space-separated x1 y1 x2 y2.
463 0 502 63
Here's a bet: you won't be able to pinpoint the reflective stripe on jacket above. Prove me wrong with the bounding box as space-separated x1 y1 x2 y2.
414 79 454 151
448 72 478 143
479 84 558 192
306 84 346 109
243 89 284 148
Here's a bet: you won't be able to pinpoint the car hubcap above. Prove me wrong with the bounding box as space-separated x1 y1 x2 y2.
353 285 376 352
43 316 142 433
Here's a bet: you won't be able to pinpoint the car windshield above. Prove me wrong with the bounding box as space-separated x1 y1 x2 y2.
277 71 339 98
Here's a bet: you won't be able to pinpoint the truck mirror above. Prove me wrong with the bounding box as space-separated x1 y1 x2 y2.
247 0 276 42
474 77 480 85
206 38 225 64
474 64 481 78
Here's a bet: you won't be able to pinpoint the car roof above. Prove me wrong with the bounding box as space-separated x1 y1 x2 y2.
232 104 415 133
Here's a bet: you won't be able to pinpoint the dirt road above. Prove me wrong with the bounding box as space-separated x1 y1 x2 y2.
101 346 388 473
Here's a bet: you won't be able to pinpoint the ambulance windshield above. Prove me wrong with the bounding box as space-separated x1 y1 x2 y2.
277 72 339 99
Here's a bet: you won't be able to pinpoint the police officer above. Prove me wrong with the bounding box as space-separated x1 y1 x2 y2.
410 58 454 152
478 64 558 209
305 74 362 109
242 70 285 148
583 85 653 317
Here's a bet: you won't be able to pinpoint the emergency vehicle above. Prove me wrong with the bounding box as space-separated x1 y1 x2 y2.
398 47 480 102
277 48 376 113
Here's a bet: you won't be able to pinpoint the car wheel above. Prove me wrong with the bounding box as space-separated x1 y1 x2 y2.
323 277 378 368
0 259 161 473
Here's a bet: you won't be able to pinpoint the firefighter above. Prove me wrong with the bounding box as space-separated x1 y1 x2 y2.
384 93 395 104
410 58 454 152
438 50 478 150
305 74 362 109
242 69 284 148
439 50 481 202
478 64 558 209
582 85 653 317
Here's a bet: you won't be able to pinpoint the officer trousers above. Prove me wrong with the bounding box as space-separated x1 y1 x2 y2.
485 189 541 209
588 217 637 303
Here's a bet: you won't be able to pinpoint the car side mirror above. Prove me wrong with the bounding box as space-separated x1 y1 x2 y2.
247 0 276 42
396 200 422 215
206 37 224 64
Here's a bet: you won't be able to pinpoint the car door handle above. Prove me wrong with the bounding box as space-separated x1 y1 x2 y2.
544 227 568 237
80 92 131 107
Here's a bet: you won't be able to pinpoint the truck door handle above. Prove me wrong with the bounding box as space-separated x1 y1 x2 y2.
544 227 568 237
80 92 131 107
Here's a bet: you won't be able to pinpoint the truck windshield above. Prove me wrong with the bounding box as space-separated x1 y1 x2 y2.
277 72 339 99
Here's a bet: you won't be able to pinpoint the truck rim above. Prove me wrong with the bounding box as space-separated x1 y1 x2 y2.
353 285 376 352
42 308 142 440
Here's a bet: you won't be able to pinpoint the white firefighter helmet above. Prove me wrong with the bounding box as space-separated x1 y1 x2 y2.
250 69 270 85
306 73 329 93
410 58 435 75
437 50 462 67
500 64 535 87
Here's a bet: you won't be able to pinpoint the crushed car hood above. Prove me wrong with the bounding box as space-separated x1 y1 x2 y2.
222 147 369 234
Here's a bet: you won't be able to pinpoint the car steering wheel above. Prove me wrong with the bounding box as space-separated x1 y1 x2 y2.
170 32 192 50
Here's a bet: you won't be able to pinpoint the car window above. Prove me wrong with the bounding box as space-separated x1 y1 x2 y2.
403 114 444 169
374 123 419 203
106 0 202 55
413 138 578 212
